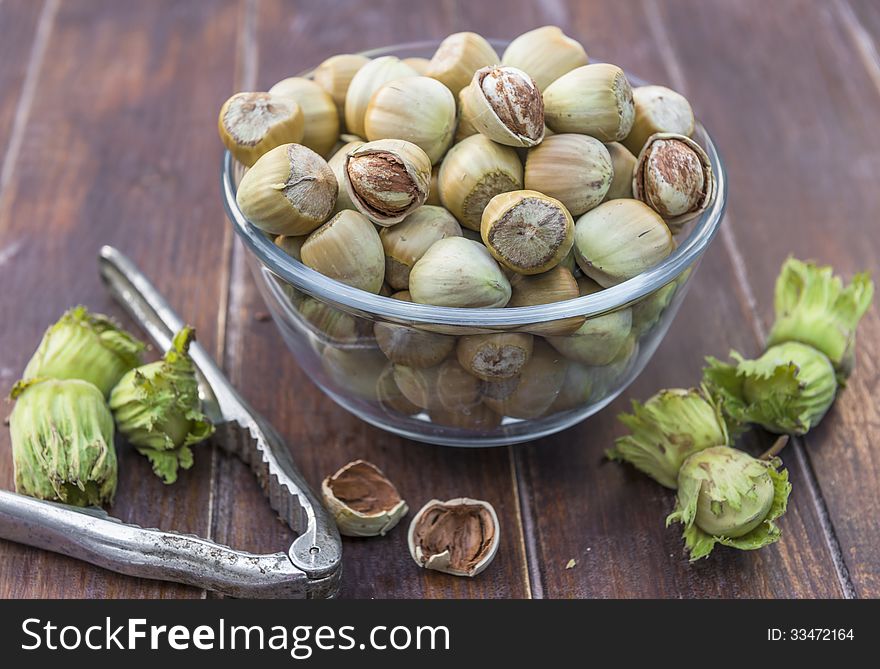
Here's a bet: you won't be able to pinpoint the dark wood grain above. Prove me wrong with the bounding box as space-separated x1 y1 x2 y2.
208 0 532 599
467 0 846 597
0 0 240 597
0 0 43 172
650 0 878 598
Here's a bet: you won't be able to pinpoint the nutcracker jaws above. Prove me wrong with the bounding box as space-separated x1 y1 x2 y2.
0 246 342 598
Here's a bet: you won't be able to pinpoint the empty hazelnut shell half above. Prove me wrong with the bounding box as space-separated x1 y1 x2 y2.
322 460 408 537
407 497 500 577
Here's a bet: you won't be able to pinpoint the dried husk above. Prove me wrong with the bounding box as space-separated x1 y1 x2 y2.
524 134 612 215
344 56 418 139
573 199 673 287
459 66 545 147
481 190 574 275
322 460 408 537
501 26 588 91
543 63 635 141
268 77 340 156
218 92 305 167
425 32 499 95
438 134 524 231
408 497 500 577
633 133 715 230
622 85 695 157
380 206 462 290
364 76 456 164
344 139 432 225
236 143 338 236
301 209 385 293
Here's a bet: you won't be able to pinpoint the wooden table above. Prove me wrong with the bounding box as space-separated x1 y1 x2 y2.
0 0 877 599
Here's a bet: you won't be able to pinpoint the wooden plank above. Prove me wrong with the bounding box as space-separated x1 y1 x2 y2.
498 0 845 597
650 0 878 597
0 0 240 597
0 0 43 175
209 0 531 598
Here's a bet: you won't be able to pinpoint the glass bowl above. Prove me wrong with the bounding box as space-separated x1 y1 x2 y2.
221 40 727 446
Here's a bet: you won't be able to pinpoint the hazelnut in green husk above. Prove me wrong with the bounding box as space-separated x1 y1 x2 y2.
703 341 837 436
23 306 146 398
609 387 729 489
10 378 116 506
667 446 791 561
109 327 214 484
766 257 874 379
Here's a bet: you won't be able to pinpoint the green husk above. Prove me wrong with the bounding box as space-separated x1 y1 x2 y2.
609 386 729 489
704 341 837 436
109 327 213 484
666 446 791 561
767 257 873 379
9 377 117 506
23 306 146 397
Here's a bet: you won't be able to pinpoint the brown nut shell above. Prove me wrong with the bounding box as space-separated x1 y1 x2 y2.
376 364 421 416
481 190 574 275
322 460 408 537
236 143 338 236
344 139 432 225
218 92 305 167
633 133 715 230
407 497 500 577
435 358 484 412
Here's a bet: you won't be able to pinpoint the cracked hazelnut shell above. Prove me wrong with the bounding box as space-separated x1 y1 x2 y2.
322 460 408 537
